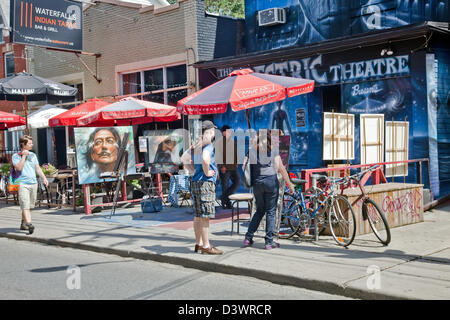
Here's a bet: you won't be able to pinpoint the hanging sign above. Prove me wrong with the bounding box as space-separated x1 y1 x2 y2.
11 0 83 52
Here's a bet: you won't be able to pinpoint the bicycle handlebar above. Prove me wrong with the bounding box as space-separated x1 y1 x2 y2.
347 164 381 181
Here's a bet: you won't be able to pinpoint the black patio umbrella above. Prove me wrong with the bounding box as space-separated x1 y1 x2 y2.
0 72 78 134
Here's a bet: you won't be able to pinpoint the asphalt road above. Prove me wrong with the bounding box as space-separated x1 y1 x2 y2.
0 238 352 300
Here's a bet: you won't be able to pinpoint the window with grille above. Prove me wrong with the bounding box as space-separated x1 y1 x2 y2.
323 112 354 161
385 121 409 177
360 114 384 165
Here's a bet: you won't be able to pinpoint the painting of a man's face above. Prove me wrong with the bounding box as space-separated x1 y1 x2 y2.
90 129 118 169
74 126 136 185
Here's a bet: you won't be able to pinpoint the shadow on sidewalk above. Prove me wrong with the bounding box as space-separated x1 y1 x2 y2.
29 260 134 273
0 227 23 234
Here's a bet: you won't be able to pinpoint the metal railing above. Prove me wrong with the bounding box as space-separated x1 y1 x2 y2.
299 158 431 195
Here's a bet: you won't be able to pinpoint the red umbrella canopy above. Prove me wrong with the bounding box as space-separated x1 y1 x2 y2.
0 111 26 130
177 68 315 115
76 97 180 127
48 98 110 127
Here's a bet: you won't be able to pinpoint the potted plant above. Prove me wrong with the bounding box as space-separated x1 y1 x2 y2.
90 184 106 209
41 163 58 182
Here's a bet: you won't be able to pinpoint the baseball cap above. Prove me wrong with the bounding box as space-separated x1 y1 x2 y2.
201 120 217 130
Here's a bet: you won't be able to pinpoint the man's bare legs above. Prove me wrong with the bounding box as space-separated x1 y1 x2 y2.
193 216 203 247
193 217 211 248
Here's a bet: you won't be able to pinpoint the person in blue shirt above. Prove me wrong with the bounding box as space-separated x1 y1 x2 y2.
12 135 48 234
181 120 222 255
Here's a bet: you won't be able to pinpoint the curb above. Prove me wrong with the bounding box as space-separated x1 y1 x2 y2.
0 232 413 300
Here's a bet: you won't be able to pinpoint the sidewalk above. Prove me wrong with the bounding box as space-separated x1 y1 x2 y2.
0 200 449 300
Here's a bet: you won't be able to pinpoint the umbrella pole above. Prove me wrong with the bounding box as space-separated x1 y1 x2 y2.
24 95 29 135
51 127 57 167
245 109 251 130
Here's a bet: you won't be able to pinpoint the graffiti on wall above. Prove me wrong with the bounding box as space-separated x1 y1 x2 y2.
382 189 422 220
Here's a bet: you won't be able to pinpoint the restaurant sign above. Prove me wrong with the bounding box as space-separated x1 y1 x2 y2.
11 0 82 51
217 55 410 86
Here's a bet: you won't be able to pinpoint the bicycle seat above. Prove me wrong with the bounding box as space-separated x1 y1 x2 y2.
291 178 307 185
99 171 117 179
125 173 144 180
311 174 327 180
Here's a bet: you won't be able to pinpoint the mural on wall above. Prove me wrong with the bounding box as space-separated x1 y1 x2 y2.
426 53 440 197
74 127 136 185
435 49 450 197
245 0 449 52
343 78 414 167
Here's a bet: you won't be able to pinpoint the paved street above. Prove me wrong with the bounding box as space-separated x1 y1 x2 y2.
0 238 351 300
0 200 449 300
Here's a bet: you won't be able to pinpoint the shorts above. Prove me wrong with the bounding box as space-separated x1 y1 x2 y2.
191 180 216 218
18 184 38 210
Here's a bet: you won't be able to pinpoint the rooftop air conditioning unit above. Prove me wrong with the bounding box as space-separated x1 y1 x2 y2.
258 8 286 27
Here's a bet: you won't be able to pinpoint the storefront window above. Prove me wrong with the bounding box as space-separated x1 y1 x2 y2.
168 89 187 106
167 65 186 89
144 69 164 92
120 64 187 104
122 72 141 95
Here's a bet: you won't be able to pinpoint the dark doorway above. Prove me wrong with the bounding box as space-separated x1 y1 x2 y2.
53 127 67 168
322 84 342 113
37 128 48 164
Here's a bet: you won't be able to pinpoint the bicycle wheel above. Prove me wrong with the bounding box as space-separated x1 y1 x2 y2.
279 194 308 239
327 195 356 247
362 198 391 245
303 187 327 237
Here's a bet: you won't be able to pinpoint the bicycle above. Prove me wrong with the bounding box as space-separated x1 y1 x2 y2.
337 165 391 246
279 176 357 247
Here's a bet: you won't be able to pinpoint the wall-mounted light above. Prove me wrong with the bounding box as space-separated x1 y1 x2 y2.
381 45 394 56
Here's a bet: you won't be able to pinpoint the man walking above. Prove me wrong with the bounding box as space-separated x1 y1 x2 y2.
12 135 48 234
217 125 240 209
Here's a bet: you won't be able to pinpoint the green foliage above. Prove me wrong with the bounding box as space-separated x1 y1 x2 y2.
41 163 57 176
0 163 11 176
205 0 245 19
130 179 141 189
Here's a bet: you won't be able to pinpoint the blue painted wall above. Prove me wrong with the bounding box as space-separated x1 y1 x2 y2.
434 47 450 196
245 0 450 52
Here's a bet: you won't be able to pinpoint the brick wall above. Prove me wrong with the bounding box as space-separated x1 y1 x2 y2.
29 0 204 99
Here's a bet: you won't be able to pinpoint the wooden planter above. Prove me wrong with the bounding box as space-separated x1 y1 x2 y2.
343 183 424 236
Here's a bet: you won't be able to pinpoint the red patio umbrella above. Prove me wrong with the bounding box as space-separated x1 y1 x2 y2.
48 98 110 127
76 97 180 127
0 111 26 130
177 68 315 128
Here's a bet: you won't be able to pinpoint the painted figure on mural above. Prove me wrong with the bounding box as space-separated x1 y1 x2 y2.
271 100 292 136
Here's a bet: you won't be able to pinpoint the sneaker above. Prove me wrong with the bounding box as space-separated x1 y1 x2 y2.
27 223 35 235
20 221 29 231
243 238 254 247
264 242 280 250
